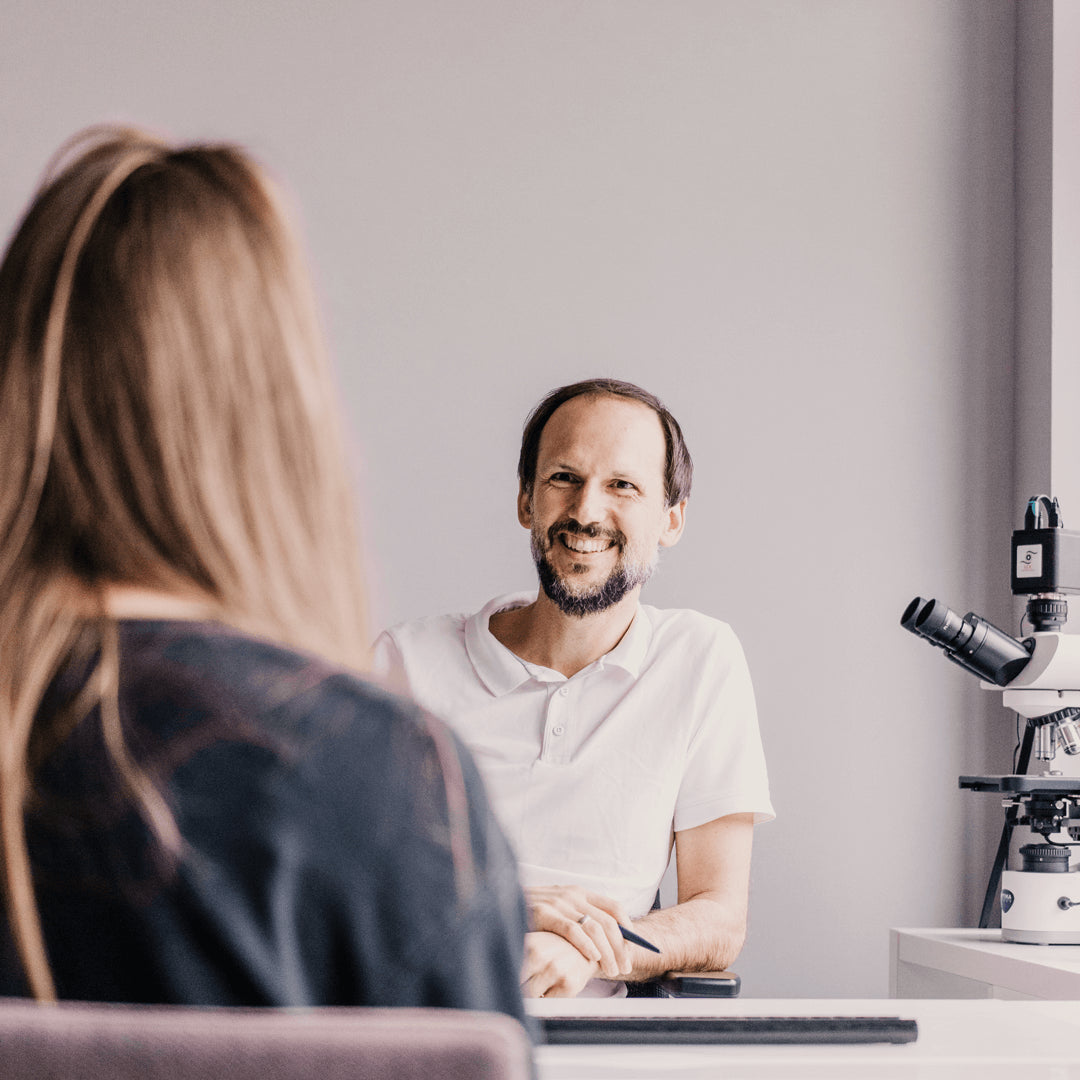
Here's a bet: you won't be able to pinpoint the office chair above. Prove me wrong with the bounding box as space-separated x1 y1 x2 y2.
0 998 533 1080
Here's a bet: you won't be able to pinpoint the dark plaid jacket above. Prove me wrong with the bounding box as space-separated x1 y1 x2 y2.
2 619 528 1025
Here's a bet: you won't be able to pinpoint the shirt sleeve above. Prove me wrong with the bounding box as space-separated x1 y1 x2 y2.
672 623 775 833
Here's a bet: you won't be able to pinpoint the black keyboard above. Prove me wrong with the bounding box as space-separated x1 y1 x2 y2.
541 1015 918 1045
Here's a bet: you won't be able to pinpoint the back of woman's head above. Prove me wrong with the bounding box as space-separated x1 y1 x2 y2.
0 126 368 665
0 128 372 1000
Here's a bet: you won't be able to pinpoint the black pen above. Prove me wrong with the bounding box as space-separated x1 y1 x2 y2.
620 924 660 954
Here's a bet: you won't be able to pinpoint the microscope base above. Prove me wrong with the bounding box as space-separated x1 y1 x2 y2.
1002 869 1080 945
1003 928 1080 944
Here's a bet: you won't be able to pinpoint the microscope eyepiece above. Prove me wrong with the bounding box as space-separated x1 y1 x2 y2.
901 596 1033 686
900 596 927 634
913 599 976 651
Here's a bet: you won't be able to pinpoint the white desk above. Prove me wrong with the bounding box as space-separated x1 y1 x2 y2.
528 997 1080 1078
891 926 1080 999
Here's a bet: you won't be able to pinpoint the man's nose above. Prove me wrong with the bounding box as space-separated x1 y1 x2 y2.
568 480 606 525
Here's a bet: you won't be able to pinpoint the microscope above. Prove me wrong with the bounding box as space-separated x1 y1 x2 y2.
902 495 1080 944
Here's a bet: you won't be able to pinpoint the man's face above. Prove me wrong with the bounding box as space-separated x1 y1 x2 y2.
519 394 686 617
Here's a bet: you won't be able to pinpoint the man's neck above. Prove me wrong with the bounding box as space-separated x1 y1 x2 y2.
488 589 640 678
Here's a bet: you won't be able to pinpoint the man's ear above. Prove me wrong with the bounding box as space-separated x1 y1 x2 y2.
517 485 533 529
659 499 687 548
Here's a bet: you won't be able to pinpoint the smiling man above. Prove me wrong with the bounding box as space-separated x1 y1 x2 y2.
373 378 773 998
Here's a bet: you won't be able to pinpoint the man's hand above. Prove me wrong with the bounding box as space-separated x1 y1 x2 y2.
525 884 632 979
520 931 601 998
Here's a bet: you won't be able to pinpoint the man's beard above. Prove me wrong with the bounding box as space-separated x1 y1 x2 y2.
531 518 657 618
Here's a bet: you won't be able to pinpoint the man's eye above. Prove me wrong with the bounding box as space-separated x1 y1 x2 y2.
612 480 637 491
549 473 576 484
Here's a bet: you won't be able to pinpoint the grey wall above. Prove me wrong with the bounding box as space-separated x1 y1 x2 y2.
1 1 1025 997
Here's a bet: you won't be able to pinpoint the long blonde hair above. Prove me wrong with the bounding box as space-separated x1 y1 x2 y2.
0 126 370 1000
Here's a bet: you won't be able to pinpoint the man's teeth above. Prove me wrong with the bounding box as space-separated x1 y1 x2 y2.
561 534 612 554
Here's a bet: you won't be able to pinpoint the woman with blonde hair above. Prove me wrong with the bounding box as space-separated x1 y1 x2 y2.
0 126 528 1016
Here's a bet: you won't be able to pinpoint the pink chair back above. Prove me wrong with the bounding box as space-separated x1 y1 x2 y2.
0 999 533 1080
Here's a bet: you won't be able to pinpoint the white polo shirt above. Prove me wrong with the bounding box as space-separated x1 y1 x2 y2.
373 592 773 918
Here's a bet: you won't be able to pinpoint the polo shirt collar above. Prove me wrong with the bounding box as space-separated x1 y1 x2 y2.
601 602 650 677
464 591 652 696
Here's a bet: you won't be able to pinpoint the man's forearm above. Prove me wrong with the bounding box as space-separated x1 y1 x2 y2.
624 893 747 981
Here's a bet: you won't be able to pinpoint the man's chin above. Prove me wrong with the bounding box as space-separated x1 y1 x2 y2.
534 557 642 618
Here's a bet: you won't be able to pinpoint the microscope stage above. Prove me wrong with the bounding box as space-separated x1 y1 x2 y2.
960 774 1080 794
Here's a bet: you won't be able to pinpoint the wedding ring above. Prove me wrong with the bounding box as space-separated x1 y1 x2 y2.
577 913 590 926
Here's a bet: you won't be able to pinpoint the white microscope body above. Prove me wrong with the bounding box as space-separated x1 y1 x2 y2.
989 633 1080 944
905 495 1080 943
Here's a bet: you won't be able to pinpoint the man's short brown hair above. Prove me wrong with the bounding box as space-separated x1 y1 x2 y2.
517 378 692 508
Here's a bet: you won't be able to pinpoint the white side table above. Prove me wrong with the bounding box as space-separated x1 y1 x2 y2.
891 927 1080 999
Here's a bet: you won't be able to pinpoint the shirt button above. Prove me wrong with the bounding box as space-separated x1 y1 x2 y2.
552 724 565 736
558 686 569 697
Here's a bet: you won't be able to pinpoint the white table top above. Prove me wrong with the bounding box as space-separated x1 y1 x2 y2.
893 926 1080 997
895 925 1080 968
527 997 1080 1078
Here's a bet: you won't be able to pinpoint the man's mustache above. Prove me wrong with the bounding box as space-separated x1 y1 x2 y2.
545 519 626 548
